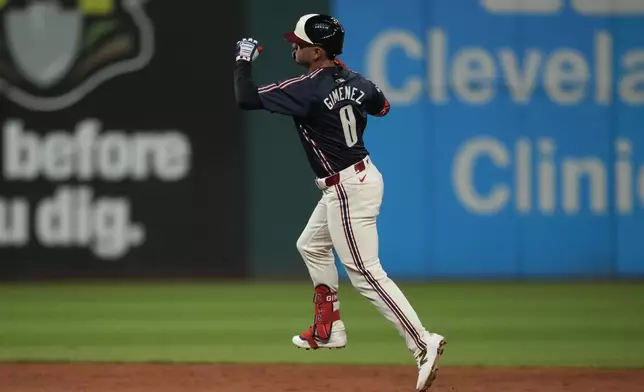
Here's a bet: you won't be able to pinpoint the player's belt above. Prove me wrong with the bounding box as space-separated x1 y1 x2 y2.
317 156 370 190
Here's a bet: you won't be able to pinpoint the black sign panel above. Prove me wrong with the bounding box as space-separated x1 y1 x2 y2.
0 0 245 279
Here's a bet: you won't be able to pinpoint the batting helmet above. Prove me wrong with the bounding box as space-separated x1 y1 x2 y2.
284 14 345 57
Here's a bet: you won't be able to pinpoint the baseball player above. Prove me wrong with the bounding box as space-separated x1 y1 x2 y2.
233 14 446 392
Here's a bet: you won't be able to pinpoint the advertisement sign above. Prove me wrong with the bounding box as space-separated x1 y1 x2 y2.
0 0 246 279
334 0 644 277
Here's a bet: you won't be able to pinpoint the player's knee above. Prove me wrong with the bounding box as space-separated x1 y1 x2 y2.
367 263 388 281
296 237 329 261
296 236 310 256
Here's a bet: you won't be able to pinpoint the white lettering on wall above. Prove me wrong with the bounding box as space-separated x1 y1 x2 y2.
452 136 644 215
0 119 193 259
366 29 644 106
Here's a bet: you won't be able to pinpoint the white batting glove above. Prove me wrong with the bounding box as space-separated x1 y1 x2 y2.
236 38 262 62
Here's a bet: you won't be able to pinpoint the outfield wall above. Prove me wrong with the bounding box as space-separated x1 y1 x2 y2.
1 1 643 280
0 0 247 278
331 0 644 278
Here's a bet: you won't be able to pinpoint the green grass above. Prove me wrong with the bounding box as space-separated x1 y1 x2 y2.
0 282 643 367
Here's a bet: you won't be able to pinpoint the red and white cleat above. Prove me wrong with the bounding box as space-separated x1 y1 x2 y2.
292 320 347 350
292 284 347 350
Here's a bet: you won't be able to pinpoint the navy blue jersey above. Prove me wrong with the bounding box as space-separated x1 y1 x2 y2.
253 66 390 178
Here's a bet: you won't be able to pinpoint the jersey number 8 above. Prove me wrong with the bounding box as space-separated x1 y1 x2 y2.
339 105 358 147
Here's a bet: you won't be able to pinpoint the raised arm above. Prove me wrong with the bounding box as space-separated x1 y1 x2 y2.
234 60 264 110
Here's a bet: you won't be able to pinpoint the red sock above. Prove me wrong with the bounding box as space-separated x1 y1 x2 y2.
300 285 341 348
311 284 340 339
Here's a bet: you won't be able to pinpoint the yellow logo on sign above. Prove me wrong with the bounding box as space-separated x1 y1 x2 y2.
79 0 114 15
0 0 155 111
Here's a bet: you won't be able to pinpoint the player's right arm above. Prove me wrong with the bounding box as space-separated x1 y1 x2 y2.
365 81 390 117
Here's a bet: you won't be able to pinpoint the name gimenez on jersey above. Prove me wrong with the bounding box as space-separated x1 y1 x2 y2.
324 86 366 110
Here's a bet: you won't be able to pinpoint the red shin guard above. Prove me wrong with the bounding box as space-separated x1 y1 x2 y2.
299 284 340 349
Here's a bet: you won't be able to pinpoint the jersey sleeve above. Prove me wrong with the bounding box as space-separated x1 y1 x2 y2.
365 81 390 117
257 75 316 117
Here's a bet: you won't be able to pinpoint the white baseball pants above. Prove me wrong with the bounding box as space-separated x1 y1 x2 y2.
296 157 429 355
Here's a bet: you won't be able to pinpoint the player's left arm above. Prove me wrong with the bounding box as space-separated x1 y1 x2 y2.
365 81 390 117
234 38 265 110
233 37 314 117
256 73 318 117
234 60 265 110
234 64 315 117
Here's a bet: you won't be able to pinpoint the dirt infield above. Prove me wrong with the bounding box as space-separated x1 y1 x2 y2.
1 364 643 392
